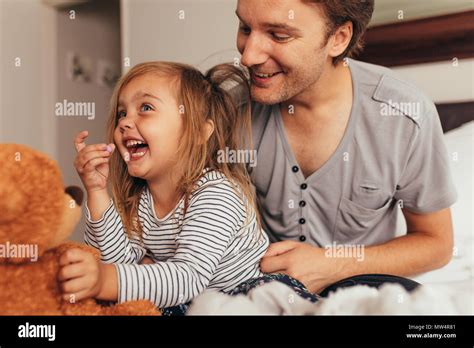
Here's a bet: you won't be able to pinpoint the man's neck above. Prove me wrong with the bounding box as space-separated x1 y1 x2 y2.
282 61 352 118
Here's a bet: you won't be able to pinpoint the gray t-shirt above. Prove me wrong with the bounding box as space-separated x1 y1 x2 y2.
249 58 457 247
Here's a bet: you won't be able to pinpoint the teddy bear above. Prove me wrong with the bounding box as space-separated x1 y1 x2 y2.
0 143 159 315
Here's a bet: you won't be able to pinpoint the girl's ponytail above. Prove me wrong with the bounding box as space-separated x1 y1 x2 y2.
198 64 258 226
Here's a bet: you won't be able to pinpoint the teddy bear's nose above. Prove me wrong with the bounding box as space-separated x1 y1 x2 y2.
65 186 84 206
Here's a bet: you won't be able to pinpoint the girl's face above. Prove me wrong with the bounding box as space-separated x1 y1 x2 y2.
114 73 183 182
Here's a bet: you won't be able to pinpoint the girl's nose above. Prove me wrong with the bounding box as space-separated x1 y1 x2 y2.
118 117 135 132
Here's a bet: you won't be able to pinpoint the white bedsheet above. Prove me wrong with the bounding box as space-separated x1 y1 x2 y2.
188 281 472 315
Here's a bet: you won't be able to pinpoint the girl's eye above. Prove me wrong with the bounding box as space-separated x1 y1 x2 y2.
140 103 153 112
117 110 126 118
271 32 292 42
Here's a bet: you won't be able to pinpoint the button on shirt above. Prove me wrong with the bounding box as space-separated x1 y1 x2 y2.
248 59 457 247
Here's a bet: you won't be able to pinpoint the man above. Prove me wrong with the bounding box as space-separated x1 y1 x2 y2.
235 0 457 293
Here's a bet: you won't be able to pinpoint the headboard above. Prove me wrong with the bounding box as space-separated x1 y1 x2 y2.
359 10 474 133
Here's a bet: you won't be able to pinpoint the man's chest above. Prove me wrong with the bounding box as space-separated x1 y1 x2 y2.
252 115 399 246
282 112 350 178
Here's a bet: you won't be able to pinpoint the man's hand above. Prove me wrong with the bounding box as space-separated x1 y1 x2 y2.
260 208 454 294
260 241 347 293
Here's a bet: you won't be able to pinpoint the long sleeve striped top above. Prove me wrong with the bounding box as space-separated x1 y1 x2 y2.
84 169 269 308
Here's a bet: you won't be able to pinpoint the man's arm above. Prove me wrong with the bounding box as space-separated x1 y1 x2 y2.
338 207 453 276
260 207 454 293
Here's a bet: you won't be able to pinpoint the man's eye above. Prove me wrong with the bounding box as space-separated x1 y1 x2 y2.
140 104 153 112
272 32 291 42
239 25 251 35
117 110 126 118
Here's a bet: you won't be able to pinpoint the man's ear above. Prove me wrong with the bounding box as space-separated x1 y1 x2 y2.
328 21 353 59
202 119 214 144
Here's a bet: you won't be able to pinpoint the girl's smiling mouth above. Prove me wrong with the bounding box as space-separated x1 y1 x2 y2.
124 138 149 161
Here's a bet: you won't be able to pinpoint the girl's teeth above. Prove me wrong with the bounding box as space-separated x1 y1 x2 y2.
131 151 146 158
126 139 146 147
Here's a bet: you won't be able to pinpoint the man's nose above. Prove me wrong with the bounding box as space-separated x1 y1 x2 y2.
240 33 269 68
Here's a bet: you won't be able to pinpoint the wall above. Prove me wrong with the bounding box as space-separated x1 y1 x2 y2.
56 0 121 241
121 0 239 72
0 0 57 158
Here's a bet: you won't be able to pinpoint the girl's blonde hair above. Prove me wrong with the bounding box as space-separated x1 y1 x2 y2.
105 61 255 238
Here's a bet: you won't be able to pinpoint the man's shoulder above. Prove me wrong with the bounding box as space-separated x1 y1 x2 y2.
350 59 437 128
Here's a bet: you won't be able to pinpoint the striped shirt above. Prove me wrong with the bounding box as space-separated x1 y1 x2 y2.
84 169 269 308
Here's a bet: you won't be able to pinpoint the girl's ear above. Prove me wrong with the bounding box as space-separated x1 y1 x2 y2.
203 119 214 143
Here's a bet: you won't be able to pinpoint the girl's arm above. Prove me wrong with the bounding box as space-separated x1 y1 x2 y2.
96 263 118 301
84 194 146 264
83 188 111 249
73 131 144 262
59 248 119 302
112 186 246 308
87 188 111 221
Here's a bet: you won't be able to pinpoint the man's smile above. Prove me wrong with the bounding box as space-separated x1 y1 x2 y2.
251 69 284 87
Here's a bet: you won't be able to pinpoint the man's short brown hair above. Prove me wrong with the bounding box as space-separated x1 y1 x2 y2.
305 0 375 65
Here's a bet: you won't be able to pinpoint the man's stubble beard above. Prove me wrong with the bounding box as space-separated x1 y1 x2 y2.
249 47 327 106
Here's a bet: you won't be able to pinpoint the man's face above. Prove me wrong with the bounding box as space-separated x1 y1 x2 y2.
236 0 332 105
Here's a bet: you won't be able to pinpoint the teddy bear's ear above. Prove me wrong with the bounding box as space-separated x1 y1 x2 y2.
65 186 84 206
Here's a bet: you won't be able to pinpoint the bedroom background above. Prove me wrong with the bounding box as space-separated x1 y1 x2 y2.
0 0 472 310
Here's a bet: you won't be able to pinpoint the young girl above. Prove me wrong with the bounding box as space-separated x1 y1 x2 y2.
60 61 318 315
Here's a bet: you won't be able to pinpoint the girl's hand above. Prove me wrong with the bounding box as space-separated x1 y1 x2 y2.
58 248 103 302
74 130 115 193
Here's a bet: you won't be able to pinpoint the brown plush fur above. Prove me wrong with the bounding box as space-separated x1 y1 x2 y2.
0 144 159 315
